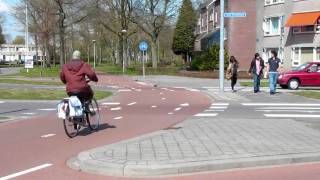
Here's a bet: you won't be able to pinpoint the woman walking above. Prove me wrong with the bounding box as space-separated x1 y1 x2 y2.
227 56 239 92
248 53 265 93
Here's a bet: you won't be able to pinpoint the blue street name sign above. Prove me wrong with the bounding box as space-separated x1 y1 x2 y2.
139 41 149 51
224 12 247 18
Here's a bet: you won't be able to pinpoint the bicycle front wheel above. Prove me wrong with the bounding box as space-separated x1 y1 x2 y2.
87 98 100 130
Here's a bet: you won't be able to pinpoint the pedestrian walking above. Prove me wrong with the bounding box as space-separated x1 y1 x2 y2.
266 51 282 95
248 53 265 93
227 56 239 92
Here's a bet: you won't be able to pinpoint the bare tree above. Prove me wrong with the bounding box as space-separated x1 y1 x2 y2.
131 0 178 68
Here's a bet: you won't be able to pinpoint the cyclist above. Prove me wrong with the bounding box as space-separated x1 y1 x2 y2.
60 50 98 102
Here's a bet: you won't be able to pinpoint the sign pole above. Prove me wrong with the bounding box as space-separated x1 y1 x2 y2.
219 0 225 92
142 51 145 80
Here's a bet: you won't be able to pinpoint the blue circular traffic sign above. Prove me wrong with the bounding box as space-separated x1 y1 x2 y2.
139 41 149 51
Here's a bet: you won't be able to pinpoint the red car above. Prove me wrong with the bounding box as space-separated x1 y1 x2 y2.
278 62 320 90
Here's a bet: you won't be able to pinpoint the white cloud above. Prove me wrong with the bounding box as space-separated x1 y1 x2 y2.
0 1 9 13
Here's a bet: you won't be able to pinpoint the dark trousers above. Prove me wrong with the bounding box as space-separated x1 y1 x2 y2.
67 87 94 102
231 75 237 90
253 74 261 92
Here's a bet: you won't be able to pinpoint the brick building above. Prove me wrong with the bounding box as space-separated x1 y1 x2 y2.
195 0 257 70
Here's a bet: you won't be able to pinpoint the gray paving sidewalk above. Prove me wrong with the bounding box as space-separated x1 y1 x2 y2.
68 114 320 177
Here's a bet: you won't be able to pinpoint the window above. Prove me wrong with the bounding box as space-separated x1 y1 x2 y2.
291 47 320 66
293 25 316 34
301 47 314 64
263 16 281 36
265 0 284 5
316 18 320 33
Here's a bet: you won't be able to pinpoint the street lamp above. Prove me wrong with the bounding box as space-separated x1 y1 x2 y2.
92 40 96 69
121 29 127 74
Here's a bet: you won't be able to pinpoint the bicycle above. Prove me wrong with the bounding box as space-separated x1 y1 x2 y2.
61 96 100 138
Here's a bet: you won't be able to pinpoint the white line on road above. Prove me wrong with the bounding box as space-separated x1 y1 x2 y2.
209 106 227 109
212 103 229 106
22 113 36 115
180 103 190 107
113 116 123 120
161 98 166 100
264 114 320 118
136 82 148 86
38 109 56 111
174 107 182 111
256 107 320 110
205 109 225 112
118 89 132 92
168 112 174 115
110 107 122 111
242 103 320 106
0 101 5 104
187 89 200 92
101 102 120 106
127 102 137 106
135 89 142 92
0 163 52 180
195 113 218 117
151 106 157 108
41 134 56 138
160 92 164 95
257 110 320 113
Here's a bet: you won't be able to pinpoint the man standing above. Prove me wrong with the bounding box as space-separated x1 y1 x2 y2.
266 51 282 95
248 53 265 93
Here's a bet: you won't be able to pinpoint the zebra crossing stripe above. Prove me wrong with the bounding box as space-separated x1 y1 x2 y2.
264 114 320 118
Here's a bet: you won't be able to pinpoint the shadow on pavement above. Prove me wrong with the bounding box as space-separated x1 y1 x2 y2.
78 123 116 136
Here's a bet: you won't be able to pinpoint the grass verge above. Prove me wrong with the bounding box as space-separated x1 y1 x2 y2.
0 88 112 100
0 78 63 86
292 91 320 99
240 81 269 87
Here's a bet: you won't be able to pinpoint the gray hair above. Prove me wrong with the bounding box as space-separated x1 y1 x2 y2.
72 50 81 59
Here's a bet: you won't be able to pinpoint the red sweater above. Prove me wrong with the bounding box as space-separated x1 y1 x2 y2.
60 59 98 93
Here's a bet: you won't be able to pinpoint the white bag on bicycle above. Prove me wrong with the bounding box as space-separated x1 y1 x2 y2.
68 96 83 118
57 100 68 119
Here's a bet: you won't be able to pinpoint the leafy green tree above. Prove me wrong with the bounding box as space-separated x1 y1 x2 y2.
172 0 197 62
0 25 6 44
12 36 25 45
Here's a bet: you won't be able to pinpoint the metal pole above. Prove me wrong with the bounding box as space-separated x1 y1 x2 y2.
93 42 96 69
122 37 125 74
219 0 225 92
25 3 29 73
143 51 145 80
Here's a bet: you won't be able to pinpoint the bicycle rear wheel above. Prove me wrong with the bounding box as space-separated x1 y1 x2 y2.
87 98 100 130
63 114 80 138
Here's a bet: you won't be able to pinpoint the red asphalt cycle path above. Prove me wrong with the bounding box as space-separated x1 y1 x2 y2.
0 75 320 180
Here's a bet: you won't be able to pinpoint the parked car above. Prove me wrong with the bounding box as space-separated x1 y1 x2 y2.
278 62 320 90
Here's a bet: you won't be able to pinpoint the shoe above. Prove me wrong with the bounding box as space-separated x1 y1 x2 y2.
270 92 275 95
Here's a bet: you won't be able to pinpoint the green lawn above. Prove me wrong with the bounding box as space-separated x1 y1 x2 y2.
293 91 320 100
0 78 63 86
240 81 269 87
0 88 112 100
16 66 61 78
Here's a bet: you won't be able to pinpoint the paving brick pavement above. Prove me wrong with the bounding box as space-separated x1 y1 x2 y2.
69 114 320 177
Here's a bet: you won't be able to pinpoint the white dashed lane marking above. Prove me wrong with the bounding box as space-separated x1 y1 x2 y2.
21 113 36 115
195 113 218 117
118 89 132 92
38 109 56 111
41 134 56 138
0 164 52 180
180 103 190 107
110 107 122 111
0 101 5 104
174 107 182 111
113 116 123 120
151 106 157 108
127 102 137 106
264 114 320 118
242 103 320 106
161 98 166 100
102 102 120 106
